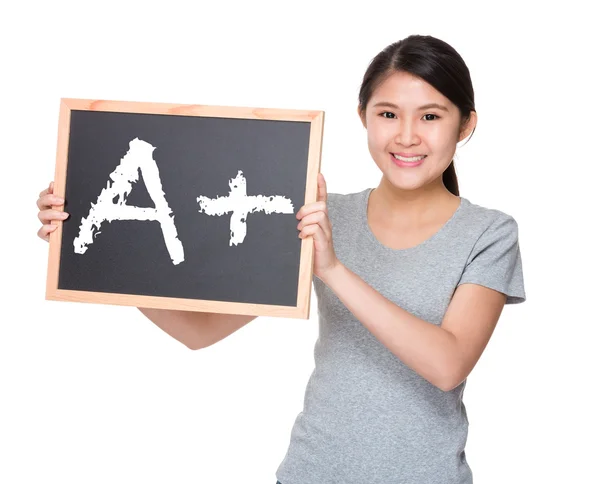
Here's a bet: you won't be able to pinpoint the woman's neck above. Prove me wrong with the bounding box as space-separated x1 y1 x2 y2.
371 177 459 225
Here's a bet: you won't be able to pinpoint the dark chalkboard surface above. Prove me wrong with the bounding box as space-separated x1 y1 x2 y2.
46 99 324 319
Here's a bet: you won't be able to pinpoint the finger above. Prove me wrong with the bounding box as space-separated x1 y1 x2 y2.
296 200 327 220
299 223 329 250
37 193 64 210
39 181 56 199
37 224 58 242
38 209 69 224
297 211 331 239
317 173 327 203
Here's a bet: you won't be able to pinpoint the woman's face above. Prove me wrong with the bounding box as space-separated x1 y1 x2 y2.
360 71 474 192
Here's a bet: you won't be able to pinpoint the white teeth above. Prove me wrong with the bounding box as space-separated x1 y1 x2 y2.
393 154 426 162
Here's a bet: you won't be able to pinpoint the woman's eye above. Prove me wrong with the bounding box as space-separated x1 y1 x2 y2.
379 112 439 121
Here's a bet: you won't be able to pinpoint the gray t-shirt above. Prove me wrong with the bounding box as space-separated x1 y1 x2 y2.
275 188 526 484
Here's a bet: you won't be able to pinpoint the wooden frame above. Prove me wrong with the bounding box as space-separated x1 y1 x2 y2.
45 98 324 319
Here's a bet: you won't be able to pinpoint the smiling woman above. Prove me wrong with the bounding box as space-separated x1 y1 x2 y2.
274 34 525 484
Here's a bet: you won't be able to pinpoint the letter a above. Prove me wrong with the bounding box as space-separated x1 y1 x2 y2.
73 138 185 265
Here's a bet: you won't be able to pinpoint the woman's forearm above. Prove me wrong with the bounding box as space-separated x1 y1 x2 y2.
321 263 458 390
138 308 256 349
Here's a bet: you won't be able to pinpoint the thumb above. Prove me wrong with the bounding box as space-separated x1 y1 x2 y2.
49 181 54 194
317 173 327 203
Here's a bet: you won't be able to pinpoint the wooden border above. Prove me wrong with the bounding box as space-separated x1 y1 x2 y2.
45 98 324 319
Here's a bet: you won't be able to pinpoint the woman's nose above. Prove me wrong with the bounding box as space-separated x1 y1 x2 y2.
394 122 420 145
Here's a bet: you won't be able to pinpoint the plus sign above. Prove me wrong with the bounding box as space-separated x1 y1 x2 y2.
197 171 295 246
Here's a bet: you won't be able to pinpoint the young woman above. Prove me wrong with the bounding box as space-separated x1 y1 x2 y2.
36 34 526 484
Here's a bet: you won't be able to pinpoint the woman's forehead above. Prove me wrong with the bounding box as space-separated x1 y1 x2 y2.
370 72 450 109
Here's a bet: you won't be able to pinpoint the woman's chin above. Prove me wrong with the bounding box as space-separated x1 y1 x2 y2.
381 172 427 191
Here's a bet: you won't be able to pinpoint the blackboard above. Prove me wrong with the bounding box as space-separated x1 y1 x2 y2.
45 98 324 319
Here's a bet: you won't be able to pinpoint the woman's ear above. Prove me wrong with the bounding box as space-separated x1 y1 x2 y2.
458 110 477 142
357 106 367 128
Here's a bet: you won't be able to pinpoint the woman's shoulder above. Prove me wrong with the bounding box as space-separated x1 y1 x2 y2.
459 197 520 240
461 197 518 222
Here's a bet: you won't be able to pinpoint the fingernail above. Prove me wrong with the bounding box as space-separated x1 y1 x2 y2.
60 212 69 218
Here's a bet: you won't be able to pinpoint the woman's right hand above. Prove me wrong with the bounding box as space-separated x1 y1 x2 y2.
37 181 69 242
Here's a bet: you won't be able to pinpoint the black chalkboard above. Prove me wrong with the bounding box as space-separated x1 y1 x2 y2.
46 99 323 319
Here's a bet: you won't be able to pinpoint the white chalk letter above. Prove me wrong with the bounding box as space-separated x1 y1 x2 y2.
73 138 185 265
197 171 294 246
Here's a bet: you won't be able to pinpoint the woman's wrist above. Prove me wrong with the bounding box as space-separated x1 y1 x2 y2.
318 259 345 286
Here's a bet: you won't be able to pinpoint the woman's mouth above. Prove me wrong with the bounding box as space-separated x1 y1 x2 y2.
390 153 427 167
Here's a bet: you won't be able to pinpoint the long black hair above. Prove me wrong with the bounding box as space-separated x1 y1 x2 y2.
358 35 476 196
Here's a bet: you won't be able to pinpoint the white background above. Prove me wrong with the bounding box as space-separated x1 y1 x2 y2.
2 1 598 483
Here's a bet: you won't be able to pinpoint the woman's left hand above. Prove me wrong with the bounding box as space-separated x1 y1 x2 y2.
296 173 340 281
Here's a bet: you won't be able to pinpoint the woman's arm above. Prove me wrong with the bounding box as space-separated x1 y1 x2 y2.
320 264 504 391
138 308 256 350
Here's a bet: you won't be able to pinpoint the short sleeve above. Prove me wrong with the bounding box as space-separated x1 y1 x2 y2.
457 214 526 304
